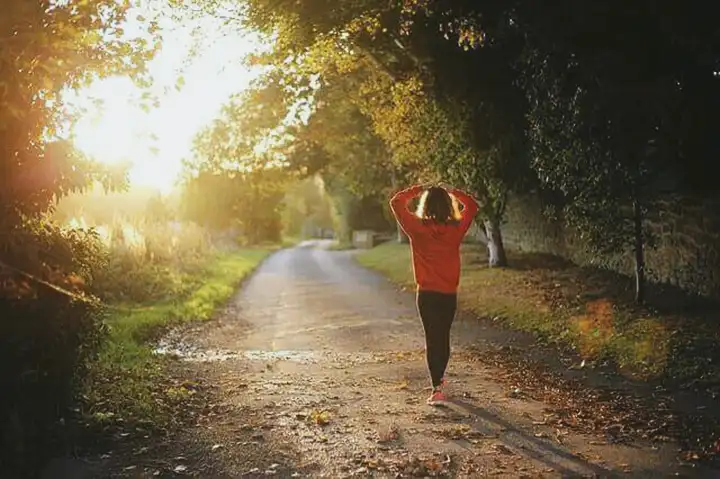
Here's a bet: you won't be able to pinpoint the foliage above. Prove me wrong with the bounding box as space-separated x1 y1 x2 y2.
281 177 334 239
0 271 106 476
0 217 209 476
198 0 720 277
83 248 272 435
53 188 208 303
190 76 296 173
0 7 159 470
231 0 720 277
55 184 175 226
292 67 398 197
1 0 158 231
185 74 298 246
89 220 212 303
145 193 175 223
515 0 720 301
181 166 287 244
1 217 104 291
210 0 538 265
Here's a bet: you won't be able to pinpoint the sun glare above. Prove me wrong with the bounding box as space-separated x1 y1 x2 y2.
67 7 264 193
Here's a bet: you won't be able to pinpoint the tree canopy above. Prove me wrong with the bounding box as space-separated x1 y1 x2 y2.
1 0 160 278
191 0 540 264
182 0 720 299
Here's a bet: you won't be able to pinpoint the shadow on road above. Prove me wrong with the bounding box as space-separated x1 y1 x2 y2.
450 398 666 479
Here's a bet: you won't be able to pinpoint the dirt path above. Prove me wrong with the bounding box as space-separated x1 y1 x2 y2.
100 241 712 478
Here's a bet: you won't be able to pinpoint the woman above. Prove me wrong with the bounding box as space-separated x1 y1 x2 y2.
390 183 479 405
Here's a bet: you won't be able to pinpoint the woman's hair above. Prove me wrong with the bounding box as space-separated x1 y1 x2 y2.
415 186 462 224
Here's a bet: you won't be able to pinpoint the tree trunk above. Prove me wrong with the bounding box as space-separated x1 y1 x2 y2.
483 217 508 267
390 168 408 244
633 199 646 304
397 223 409 243
327 185 354 245
337 214 352 245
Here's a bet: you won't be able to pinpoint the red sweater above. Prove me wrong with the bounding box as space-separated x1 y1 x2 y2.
390 185 479 294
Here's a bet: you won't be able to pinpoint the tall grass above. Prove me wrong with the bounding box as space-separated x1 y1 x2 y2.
62 217 275 430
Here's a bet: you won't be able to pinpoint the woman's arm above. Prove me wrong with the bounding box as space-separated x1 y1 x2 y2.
449 187 479 233
389 184 425 235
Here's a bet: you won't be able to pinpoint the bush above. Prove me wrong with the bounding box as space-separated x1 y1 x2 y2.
0 217 220 476
0 220 108 476
88 219 213 303
0 273 105 477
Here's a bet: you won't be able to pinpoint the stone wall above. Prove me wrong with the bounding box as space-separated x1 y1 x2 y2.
493 194 720 299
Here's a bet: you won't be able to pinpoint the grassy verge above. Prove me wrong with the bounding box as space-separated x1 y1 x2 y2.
83 248 273 430
280 236 302 248
327 241 355 251
357 242 720 383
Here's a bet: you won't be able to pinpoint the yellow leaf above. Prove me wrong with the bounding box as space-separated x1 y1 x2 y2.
310 410 331 426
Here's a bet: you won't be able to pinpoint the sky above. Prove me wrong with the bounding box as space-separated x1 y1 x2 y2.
65 2 265 193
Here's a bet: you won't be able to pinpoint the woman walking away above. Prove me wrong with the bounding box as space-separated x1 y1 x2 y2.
390 183 479 406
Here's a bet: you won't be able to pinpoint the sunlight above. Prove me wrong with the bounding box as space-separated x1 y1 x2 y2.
67 4 265 193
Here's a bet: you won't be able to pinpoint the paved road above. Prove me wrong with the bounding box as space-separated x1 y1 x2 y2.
199 240 424 354
108 241 710 478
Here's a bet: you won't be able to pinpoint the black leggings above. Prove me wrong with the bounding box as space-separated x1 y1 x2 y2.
416 290 458 388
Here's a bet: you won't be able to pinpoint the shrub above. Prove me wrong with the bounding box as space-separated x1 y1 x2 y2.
0 271 105 477
0 220 109 476
0 217 219 476
88 219 214 303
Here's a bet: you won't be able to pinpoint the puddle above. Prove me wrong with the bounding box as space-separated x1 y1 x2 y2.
243 350 318 362
154 334 426 365
153 344 401 365
153 342 241 362
153 345 321 363
154 339 324 364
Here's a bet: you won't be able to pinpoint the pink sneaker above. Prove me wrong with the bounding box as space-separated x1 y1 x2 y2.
427 389 447 406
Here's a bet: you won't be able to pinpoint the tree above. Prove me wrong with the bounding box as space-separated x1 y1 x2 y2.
281 177 334 239
1 0 159 277
517 0 720 303
233 0 535 266
357 65 528 265
145 193 174 224
286 71 401 243
0 3 159 471
201 0 720 287
181 166 287 244
190 60 401 244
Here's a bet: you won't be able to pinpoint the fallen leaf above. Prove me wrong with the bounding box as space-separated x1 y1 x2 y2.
493 444 515 455
310 410 331 426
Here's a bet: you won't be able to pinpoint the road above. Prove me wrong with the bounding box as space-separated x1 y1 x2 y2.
108 240 709 478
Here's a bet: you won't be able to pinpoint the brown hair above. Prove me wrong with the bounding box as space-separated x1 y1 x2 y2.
415 186 461 224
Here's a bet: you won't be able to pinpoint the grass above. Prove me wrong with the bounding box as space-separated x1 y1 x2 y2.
357 242 720 383
83 247 274 429
281 236 301 248
327 241 355 251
